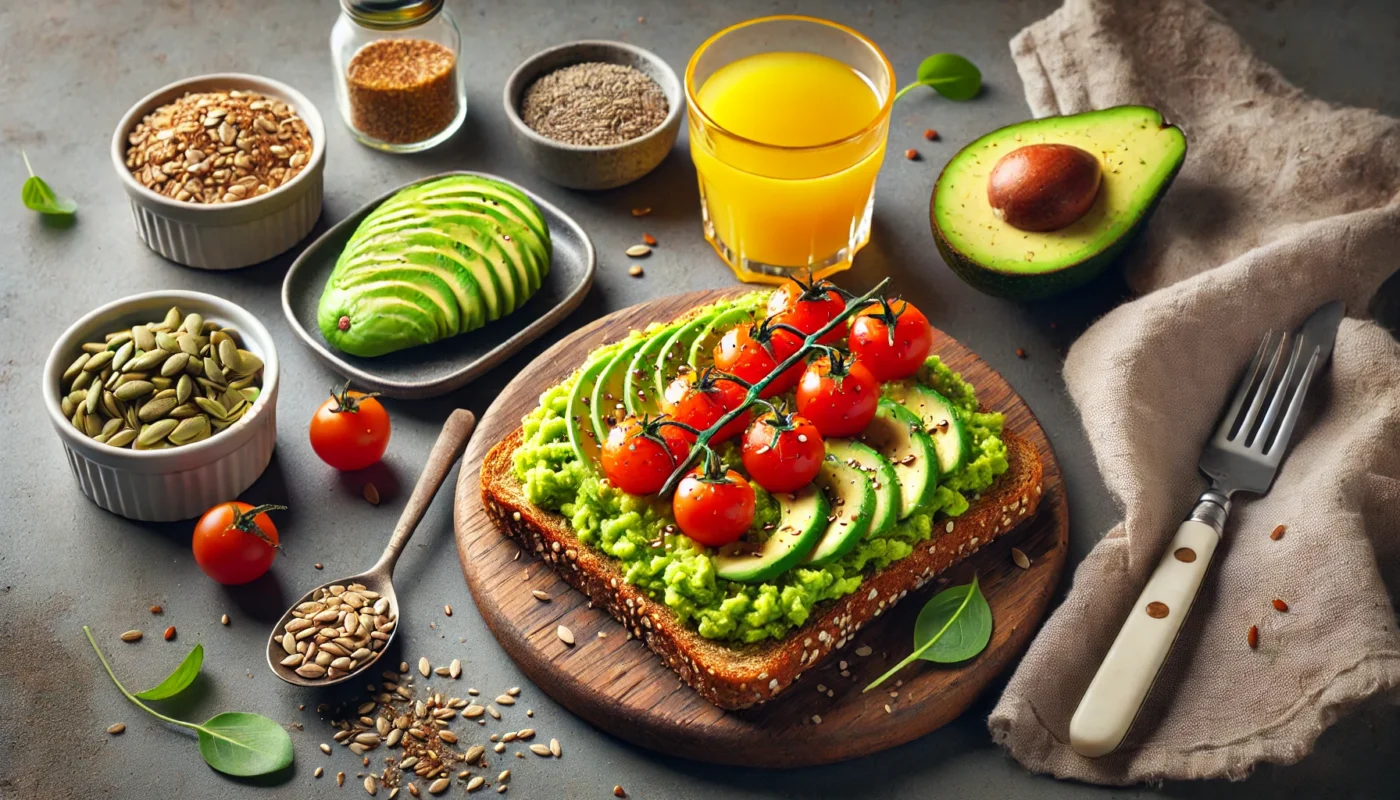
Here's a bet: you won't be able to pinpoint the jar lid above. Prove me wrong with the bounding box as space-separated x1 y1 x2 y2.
341 0 444 31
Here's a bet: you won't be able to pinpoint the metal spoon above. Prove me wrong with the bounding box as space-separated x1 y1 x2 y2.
267 409 476 687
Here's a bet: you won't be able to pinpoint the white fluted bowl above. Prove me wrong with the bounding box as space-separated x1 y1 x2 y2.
43 291 280 521
111 73 325 270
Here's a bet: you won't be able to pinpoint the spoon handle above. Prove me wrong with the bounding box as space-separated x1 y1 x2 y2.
372 409 476 576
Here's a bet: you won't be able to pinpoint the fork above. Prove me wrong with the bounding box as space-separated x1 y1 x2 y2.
1069 301 1344 758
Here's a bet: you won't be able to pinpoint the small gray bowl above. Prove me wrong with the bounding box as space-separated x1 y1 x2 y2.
503 40 684 191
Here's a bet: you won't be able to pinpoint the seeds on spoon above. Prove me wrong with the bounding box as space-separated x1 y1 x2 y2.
272 583 396 682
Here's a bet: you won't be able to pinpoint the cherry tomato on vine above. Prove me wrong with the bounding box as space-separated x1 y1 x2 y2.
767 278 847 344
310 382 391 471
850 299 934 382
600 416 691 495
713 323 804 397
796 355 880 438
662 369 750 443
741 411 825 493
192 502 285 585
672 468 755 547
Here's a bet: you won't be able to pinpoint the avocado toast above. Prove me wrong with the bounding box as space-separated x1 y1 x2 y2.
478 290 1045 710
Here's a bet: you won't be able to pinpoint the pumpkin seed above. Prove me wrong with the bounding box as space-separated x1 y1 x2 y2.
107 428 138 448
70 369 94 391
155 331 181 352
162 306 182 330
81 342 106 354
169 415 210 444
85 384 103 414
176 374 193 405
195 396 229 420
137 419 178 446
240 387 261 404
203 356 226 386
235 350 263 374
60 396 75 417
161 352 191 376
168 402 199 419
126 349 170 372
137 396 178 423
111 341 135 372
218 338 242 372
182 312 204 336
64 353 91 380
84 350 114 371
151 376 173 391
100 418 123 438
102 391 121 418
132 325 156 351
114 381 155 401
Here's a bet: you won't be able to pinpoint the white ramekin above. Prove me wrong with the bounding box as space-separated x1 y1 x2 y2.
111 73 326 270
43 291 280 522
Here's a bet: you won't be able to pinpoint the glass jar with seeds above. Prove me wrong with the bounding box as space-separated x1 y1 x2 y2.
330 0 466 152
54 306 265 450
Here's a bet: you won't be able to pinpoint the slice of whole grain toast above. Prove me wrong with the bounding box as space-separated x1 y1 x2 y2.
478 425 1044 710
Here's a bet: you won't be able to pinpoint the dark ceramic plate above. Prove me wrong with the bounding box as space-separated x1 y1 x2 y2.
281 171 595 399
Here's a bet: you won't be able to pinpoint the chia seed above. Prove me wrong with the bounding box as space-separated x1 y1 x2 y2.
520 62 668 147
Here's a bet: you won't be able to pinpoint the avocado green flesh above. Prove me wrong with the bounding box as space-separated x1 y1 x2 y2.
824 439 899 538
589 336 652 445
861 400 939 520
712 484 829 583
650 311 723 400
566 348 619 467
688 304 763 369
884 382 970 477
932 105 1186 300
802 452 876 566
317 175 551 357
624 323 684 417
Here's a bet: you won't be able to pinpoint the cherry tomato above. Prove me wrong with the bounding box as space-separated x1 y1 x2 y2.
192 502 285 585
672 468 755 547
767 280 847 344
600 416 691 495
796 356 880 437
662 370 750 443
741 412 825 493
310 383 391 471
713 323 804 397
850 299 935 382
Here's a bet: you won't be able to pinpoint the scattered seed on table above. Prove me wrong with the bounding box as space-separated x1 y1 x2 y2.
120 630 143 643
163 626 176 641
614 787 627 798
630 207 650 217
107 723 126 735
315 563 324 570
364 483 381 505
549 738 561 757
1016 347 1027 359
641 232 657 246
628 265 644 278
625 244 651 258
905 148 919 160
1011 547 1031 569
320 743 332 755
444 604 453 616
529 744 552 757
450 659 462 679
507 686 520 697
1270 524 1286 541
150 605 163 614
418 657 431 676
854 646 872 657
1272 598 1289 612
923 129 938 140
429 777 450 794
1247 625 1260 649
221 613 230 626
338 771 346 787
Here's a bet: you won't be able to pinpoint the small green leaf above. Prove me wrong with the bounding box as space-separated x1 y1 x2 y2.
863 574 991 691
197 712 294 777
21 151 77 216
892 53 982 104
914 576 992 662
135 643 203 700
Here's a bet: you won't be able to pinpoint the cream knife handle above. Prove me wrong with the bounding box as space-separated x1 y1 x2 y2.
1069 519 1220 757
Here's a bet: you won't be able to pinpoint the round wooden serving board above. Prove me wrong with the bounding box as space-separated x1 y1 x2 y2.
453 289 1068 768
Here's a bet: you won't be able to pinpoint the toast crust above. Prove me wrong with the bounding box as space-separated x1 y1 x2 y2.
479 427 1044 710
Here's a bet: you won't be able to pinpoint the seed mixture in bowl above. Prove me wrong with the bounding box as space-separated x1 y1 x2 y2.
57 306 264 449
520 62 669 147
124 89 314 204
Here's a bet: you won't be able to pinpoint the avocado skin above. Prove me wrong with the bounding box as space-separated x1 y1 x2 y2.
930 106 1187 302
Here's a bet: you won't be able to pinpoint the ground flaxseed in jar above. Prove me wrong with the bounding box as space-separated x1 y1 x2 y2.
346 38 458 145
520 62 669 147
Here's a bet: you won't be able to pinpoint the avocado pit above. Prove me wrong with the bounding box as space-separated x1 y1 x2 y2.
987 143 1102 232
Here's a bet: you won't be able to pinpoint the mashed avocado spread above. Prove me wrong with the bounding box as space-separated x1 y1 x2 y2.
512 295 1008 645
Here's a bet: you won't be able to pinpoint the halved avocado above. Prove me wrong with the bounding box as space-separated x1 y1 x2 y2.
931 105 1186 300
712 484 828 583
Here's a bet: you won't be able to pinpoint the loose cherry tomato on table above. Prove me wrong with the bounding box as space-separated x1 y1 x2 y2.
192 502 285 585
310 382 391 471
662 368 751 443
600 415 692 495
796 353 880 438
741 410 825 493
767 277 848 344
672 466 756 547
849 299 934 382
713 320 804 397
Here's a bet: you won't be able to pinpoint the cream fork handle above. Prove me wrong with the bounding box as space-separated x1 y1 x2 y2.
1069 519 1220 757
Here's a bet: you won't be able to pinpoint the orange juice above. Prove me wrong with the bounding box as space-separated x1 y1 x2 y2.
689 42 892 282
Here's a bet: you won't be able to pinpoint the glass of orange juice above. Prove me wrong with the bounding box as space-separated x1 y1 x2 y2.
686 16 894 284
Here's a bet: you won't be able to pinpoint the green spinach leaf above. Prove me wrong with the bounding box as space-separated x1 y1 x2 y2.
135 643 203 700
864 574 992 691
893 53 982 104
21 151 77 216
197 712 296 777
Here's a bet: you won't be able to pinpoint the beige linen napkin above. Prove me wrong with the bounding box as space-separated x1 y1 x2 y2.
986 0 1400 784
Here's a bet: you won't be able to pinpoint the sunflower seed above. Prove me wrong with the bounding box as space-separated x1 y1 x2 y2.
120 630 143 642
531 590 551 602
625 244 652 257
556 625 574 645
1011 547 1031 569
529 744 552 757
465 777 484 792
428 778 450 794
364 483 381 505
463 705 485 719
450 659 461 679
107 723 126 735
365 775 378 795
319 743 333 755
297 663 328 678
495 695 515 706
